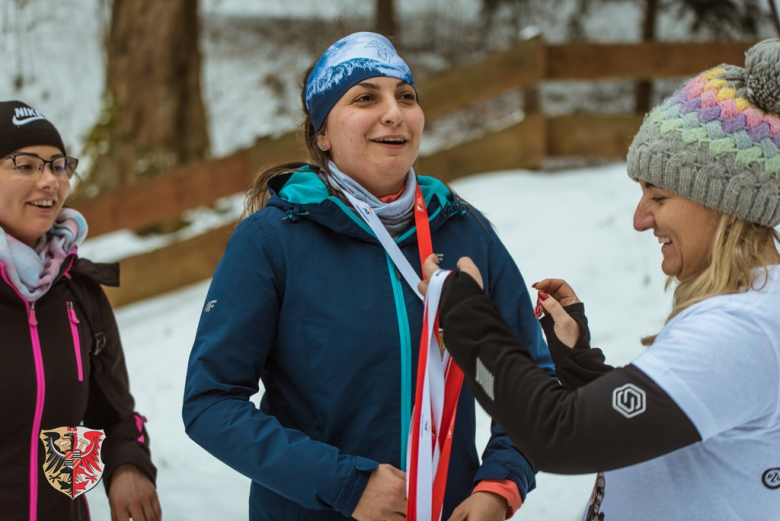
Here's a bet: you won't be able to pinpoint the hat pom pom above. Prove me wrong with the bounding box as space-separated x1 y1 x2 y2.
745 39 780 115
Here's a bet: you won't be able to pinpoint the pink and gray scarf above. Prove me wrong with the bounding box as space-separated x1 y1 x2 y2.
0 208 88 301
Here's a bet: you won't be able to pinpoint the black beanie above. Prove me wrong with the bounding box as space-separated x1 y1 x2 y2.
0 101 66 159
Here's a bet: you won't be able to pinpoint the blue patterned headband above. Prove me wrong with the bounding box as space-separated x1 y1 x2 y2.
305 32 416 134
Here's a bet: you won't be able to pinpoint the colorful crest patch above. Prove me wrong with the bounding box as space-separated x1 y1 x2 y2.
40 427 105 499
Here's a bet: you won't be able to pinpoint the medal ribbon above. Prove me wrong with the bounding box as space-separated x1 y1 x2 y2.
342 186 431 300
406 269 464 521
341 184 462 520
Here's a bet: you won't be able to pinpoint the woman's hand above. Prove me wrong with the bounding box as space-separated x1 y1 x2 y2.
447 491 507 520
108 464 161 521
533 279 580 307
418 255 484 297
533 279 581 348
352 464 407 521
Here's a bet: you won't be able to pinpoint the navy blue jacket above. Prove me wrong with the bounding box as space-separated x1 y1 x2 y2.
183 169 554 520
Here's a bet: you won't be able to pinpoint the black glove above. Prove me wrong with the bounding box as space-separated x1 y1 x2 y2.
539 302 613 389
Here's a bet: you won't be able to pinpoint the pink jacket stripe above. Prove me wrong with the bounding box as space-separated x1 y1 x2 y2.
0 263 46 521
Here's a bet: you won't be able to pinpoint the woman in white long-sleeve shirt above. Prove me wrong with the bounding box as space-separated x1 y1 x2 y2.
421 39 780 520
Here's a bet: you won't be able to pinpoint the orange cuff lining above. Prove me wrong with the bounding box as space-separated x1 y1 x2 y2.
472 479 522 518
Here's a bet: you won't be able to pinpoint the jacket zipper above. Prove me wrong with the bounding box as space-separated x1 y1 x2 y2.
67 302 84 382
0 263 45 521
385 254 412 470
27 303 45 521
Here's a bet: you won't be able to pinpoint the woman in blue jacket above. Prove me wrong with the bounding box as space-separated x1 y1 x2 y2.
182 32 553 521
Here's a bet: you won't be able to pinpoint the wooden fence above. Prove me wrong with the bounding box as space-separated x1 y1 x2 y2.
74 39 755 306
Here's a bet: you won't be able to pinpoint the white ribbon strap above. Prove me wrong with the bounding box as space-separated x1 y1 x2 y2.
342 191 424 300
407 269 452 521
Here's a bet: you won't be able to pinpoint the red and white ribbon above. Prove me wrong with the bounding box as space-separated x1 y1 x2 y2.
341 184 463 519
407 269 464 521
341 187 432 300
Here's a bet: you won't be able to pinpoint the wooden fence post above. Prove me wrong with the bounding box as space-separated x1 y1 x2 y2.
522 35 545 169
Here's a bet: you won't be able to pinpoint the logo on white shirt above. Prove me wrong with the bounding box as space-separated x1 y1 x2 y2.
612 383 646 418
763 468 780 489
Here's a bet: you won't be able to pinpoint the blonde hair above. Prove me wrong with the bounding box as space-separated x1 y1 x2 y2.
643 214 780 345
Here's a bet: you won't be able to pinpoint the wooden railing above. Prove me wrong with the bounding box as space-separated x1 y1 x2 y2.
74 39 755 306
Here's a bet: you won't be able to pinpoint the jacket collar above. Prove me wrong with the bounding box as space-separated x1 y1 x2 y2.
265 166 461 242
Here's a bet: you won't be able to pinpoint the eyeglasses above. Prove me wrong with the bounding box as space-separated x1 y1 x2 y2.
2 153 79 179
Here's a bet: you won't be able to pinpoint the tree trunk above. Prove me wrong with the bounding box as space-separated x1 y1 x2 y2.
635 0 658 113
769 0 780 36
375 0 397 41
81 0 209 194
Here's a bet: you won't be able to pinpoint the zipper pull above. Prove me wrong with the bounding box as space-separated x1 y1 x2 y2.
67 301 80 324
28 302 38 327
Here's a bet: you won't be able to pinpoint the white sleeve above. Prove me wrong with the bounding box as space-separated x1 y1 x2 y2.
632 300 779 440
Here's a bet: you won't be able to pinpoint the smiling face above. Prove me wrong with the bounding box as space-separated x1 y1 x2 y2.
633 180 721 281
0 145 71 247
320 76 424 198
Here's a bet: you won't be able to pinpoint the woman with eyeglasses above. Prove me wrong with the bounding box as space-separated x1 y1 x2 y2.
0 101 160 521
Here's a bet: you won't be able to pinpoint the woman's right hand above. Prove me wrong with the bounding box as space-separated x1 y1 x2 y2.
419 255 484 297
533 279 581 348
352 464 407 521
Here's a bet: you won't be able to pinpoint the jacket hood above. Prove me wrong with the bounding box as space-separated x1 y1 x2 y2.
264 166 463 243
69 257 120 287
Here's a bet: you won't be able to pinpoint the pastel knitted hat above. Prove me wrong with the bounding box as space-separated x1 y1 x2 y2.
627 39 780 227
0 101 66 159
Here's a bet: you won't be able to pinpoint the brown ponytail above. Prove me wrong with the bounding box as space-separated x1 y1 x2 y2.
241 65 334 220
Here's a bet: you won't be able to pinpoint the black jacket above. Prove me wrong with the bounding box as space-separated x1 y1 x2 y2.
0 255 156 520
439 271 700 474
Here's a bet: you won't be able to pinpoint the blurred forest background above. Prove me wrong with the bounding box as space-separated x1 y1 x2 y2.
1 0 776 305
2 0 776 197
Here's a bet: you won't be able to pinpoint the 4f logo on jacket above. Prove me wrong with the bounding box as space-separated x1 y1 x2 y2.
40 427 105 499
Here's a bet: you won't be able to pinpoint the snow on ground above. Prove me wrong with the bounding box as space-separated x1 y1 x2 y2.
82 162 672 520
